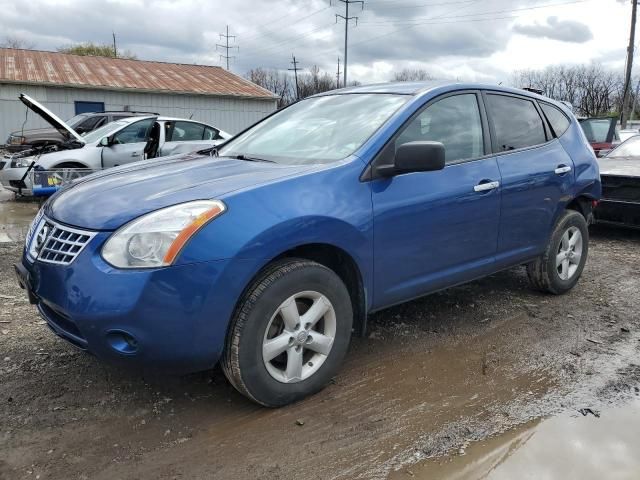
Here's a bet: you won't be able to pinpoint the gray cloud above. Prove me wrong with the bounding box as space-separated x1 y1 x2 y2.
0 0 599 83
513 16 593 43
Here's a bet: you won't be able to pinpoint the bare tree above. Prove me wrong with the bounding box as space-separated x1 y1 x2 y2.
393 68 434 82
246 65 338 107
246 68 295 108
513 64 630 118
1 36 36 49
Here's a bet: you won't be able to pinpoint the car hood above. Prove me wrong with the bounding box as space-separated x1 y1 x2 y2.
19 94 85 144
45 153 318 230
598 157 640 177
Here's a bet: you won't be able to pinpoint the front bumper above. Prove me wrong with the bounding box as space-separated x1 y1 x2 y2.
20 231 259 373
0 166 31 194
594 199 640 228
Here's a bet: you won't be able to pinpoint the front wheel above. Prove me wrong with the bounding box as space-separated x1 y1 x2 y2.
527 210 589 294
221 259 353 407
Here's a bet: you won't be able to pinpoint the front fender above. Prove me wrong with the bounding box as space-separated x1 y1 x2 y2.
174 161 374 306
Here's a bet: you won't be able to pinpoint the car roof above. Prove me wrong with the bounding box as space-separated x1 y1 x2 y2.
314 81 562 105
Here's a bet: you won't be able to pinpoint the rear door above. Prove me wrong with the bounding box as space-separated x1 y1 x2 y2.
484 92 575 267
101 118 155 168
371 91 502 309
159 121 223 157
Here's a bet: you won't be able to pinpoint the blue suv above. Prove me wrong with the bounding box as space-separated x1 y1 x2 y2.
16 82 600 406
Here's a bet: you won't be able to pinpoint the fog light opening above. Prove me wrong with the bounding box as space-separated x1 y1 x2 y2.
106 330 139 355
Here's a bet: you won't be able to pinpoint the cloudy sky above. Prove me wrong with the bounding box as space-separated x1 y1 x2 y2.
0 0 634 85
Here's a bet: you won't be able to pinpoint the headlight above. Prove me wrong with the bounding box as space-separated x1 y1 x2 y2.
101 200 226 268
12 157 35 168
10 135 25 145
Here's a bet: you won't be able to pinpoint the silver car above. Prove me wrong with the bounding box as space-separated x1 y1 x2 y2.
0 94 231 195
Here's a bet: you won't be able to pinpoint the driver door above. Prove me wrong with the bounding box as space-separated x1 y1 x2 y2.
371 92 502 309
101 118 155 168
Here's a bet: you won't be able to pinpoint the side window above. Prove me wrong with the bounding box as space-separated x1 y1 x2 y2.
112 118 154 145
78 116 103 132
540 103 570 137
203 126 221 141
168 121 206 142
486 94 546 151
396 93 484 164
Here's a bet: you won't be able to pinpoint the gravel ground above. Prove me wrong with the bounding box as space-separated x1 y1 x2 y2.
1 224 640 480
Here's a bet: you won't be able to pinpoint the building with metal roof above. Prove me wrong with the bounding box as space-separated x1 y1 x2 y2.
0 48 277 143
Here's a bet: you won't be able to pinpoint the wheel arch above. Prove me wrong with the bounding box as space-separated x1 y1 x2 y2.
273 243 368 336
226 242 369 341
51 160 91 169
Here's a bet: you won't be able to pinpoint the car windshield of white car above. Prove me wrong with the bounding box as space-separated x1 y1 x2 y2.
217 94 409 165
607 135 640 158
83 120 132 143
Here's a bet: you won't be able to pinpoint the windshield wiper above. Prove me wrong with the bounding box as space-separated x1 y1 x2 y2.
229 154 276 163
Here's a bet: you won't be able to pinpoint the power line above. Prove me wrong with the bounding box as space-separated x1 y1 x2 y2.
359 0 590 26
288 54 302 100
242 6 331 43
347 0 589 48
335 0 364 87
216 25 239 70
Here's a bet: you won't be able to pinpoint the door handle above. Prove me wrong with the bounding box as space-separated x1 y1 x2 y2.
555 165 572 174
474 181 500 192
131 152 140 157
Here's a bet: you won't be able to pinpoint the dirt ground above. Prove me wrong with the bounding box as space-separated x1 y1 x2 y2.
1 195 640 480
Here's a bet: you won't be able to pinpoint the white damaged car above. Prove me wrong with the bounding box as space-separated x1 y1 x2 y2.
0 94 231 195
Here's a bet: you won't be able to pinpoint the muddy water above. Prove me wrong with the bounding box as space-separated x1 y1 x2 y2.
0 187 40 243
390 399 640 479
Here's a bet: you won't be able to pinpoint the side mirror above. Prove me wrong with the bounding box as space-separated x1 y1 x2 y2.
99 136 114 147
376 141 446 177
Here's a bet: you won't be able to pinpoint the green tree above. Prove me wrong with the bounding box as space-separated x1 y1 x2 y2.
57 42 136 60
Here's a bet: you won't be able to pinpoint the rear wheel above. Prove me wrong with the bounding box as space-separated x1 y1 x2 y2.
222 259 353 407
527 210 589 294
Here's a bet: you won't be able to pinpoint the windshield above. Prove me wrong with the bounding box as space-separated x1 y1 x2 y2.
607 135 640 158
82 120 134 144
217 94 409 164
65 114 89 127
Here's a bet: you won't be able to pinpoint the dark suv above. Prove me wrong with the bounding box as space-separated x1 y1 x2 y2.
5 110 157 152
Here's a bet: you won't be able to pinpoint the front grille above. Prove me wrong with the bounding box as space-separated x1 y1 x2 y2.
33 217 96 266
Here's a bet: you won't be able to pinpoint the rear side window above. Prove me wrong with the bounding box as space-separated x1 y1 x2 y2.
396 93 484 164
486 94 546 151
540 103 570 137
168 121 206 142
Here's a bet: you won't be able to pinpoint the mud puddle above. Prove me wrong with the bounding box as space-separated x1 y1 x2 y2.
1 220 640 479
0 188 40 243
390 398 640 480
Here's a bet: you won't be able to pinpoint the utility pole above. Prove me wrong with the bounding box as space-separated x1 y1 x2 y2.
112 32 117 58
216 25 238 70
336 57 341 89
288 54 301 100
622 0 637 128
335 0 364 87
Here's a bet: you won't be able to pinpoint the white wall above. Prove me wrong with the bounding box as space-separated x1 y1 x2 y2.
0 83 277 142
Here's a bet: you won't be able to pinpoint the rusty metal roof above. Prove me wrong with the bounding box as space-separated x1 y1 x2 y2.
0 48 275 100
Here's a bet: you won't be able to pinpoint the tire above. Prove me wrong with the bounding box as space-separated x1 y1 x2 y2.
51 163 88 185
221 258 353 407
527 209 589 294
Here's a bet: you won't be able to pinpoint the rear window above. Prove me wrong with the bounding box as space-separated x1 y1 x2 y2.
486 94 547 151
540 103 571 137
